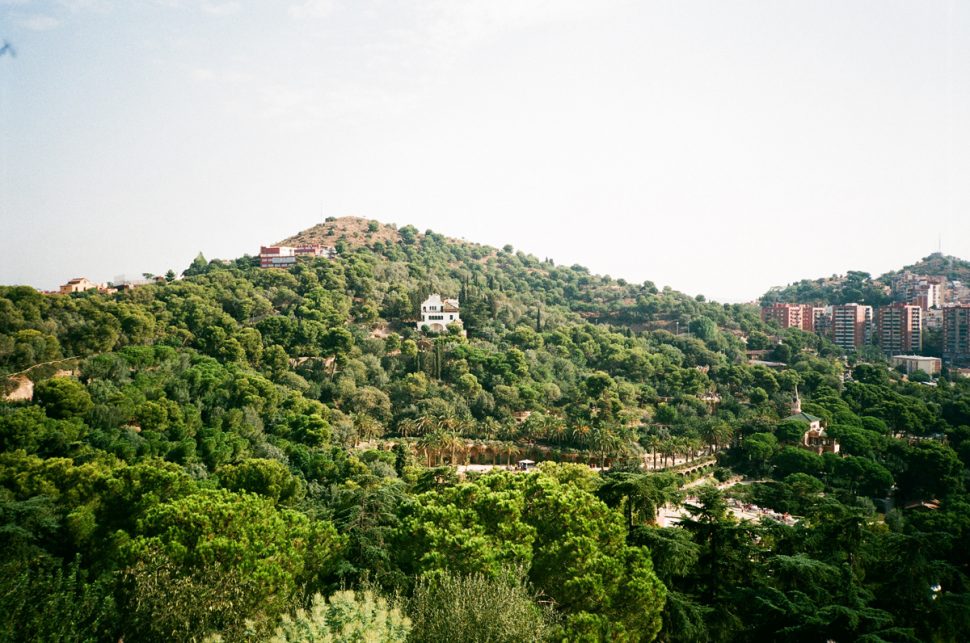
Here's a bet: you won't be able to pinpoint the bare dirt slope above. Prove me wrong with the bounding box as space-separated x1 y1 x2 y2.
3 375 34 402
277 216 498 262
277 217 401 250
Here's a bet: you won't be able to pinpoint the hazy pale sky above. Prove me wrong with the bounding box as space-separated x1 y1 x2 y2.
1 0 968 301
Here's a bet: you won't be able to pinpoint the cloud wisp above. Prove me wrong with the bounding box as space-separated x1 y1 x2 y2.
288 0 333 20
18 13 61 30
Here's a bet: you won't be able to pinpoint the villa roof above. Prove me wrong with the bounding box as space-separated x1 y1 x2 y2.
423 294 459 310
786 411 822 423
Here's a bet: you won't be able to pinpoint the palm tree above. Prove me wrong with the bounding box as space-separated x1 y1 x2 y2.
544 416 567 445
673 436 691 466
440 432 467 466
504 442 521 467
435 416 466 436
642 434 661 470
713 422 734 454
695 418 728 455
569 424 592 449
396 418 416 438
418 432 447 466
498 420 521 444
690 437 705 462
660 439 676 468
670 436 684 464
488 440 501 466
396 417 427 438
521 413 546 443
588 426 619 469
478 417 501 441
351 412 384 447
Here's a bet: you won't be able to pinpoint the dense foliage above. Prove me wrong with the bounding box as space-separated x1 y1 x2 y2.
1 218 969 641
760 270 893 306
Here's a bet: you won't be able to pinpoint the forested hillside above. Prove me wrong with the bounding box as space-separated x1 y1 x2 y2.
2 217 969 642
760 270 893 306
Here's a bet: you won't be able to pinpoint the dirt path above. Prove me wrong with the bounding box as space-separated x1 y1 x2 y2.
6 356 80 379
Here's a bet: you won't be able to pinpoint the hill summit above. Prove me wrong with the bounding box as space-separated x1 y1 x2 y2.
277 216 494 256
886 252 970 284
277 216 401 249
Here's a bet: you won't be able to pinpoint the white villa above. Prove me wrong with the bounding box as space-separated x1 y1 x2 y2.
418 294 461 332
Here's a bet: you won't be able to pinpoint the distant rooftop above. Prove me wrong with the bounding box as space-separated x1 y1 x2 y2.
787 411 822 423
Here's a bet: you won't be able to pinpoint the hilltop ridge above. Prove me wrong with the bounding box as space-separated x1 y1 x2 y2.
277 216 496 257
761 251 970 306
277 216 401 249
885 252 970 284
272 216 763 339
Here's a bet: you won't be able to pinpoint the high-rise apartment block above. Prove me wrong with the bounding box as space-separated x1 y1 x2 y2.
831 304 873 352
760 304 823 332
806 306 827 333
761 304 802 329
877 304 922 355
943 305 970 364
760 298 948 357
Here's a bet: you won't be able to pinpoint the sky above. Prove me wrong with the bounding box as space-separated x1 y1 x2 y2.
1 0 968 302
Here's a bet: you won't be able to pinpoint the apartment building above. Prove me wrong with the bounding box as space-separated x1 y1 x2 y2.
831 304 873 352
761 303 803 329
760 303 824 332
877 304 922 355
943 305 970 364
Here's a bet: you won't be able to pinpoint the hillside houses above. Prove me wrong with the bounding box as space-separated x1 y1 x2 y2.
58 277 102 294
58 277 144 295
